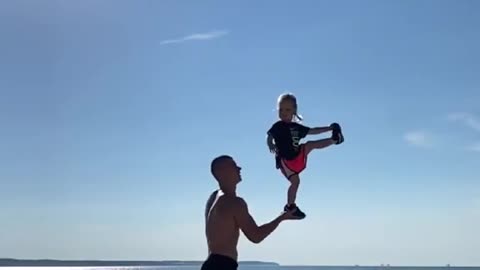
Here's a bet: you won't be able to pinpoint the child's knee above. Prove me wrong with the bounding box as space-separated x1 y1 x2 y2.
288 174 300 186
305 141 315 150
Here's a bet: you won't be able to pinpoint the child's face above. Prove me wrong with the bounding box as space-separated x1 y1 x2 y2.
278 99 295 122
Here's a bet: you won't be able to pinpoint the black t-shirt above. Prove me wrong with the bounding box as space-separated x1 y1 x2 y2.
267 120 310 160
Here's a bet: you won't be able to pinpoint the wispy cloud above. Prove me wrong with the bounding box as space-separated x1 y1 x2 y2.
404 113 480 152
447 112 480 132
447 112 480 152
404 130 434 147
160 30 229 45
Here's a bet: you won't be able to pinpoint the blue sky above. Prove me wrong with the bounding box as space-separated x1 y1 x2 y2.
1 0 479 266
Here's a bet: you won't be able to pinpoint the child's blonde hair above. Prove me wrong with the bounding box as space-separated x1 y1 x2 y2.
277 92 303 122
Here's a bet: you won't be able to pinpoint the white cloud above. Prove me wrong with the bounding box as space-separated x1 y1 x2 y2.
404 131 433 147
447 112 480 132
447 112 480 152
160 30 229 45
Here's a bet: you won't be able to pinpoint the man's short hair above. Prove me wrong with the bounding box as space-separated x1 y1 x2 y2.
210 155 233 181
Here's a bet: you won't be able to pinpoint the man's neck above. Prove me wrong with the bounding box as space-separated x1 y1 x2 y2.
219 185 236 196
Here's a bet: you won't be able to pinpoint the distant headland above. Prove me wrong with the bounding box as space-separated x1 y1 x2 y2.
0 258 280 267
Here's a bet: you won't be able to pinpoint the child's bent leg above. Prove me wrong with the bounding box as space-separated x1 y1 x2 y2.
287 174 300 206
304 138 335 155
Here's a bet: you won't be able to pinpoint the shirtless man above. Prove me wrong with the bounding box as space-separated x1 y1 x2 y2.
201 155 300 270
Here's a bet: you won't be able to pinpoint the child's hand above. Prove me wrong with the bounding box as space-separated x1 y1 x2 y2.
330 122 344 145
330 122 341 131
268 143 277 154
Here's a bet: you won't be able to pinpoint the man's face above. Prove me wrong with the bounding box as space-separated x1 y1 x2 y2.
224 158 242 184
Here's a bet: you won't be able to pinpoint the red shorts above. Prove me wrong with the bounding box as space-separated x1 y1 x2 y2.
276 144 307 178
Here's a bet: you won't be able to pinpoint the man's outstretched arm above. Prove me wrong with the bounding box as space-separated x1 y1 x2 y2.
233 197 288 244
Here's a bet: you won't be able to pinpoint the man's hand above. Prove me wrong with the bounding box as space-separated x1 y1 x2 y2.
234 197 300 244
280 208 303 221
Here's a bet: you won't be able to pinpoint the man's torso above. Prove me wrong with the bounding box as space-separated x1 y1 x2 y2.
205 191 239 260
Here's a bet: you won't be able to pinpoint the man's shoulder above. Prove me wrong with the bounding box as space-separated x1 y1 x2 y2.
221 194 247 210
209 194 246 218
221 194 244 203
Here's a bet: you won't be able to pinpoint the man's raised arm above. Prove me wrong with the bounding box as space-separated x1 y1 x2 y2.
233 197 292 244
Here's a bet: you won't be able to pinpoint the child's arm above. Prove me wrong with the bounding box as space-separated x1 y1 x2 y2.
266 133 276 153
308 126 333 135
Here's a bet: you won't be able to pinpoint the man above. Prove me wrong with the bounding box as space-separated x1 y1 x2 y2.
201 155 300 270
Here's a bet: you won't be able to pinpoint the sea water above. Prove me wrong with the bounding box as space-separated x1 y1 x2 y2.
1 266 479 270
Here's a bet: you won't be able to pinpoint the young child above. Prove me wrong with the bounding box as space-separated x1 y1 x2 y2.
266 93 344 219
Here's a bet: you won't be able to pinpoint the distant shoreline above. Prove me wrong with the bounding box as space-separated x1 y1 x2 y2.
1 259 479 268
0 258 280 267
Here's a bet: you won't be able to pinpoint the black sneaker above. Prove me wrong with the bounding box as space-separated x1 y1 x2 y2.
330 123 344 145
284 203 306 219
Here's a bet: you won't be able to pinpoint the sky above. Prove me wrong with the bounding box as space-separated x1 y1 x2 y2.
0 0 479 266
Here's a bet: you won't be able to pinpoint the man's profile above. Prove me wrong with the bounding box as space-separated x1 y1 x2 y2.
201 155 299 270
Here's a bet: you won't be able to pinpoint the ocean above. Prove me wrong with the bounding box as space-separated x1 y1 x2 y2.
1 266 479 270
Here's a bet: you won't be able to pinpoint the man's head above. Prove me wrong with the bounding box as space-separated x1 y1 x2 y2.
211 155 242 189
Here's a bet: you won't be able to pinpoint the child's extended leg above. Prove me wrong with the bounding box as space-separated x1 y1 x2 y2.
304 138 336 155
304 124 344 154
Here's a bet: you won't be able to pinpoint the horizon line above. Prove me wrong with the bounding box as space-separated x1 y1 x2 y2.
1 258 477 267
